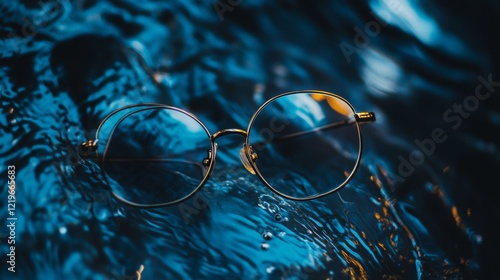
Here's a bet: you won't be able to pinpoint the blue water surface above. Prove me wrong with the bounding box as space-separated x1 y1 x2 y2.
1 0 499 279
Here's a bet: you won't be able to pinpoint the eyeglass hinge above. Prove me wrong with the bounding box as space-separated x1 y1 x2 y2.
79 140 98 159
355 111 376 123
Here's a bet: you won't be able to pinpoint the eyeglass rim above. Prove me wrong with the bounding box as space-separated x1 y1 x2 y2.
244 90 363 201
96 104 217 207
92 90 365 207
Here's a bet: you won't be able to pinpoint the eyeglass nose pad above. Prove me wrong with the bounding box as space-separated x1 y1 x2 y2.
202 150 212 167
202 146 216 176
239 144 258 175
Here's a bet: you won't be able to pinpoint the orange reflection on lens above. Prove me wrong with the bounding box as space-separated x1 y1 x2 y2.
311 93 352 117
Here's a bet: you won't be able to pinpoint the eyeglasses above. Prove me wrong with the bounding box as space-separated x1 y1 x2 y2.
79 90 375 207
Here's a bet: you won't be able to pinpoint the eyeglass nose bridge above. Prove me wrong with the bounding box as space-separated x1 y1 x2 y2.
211 128 247 140
202 128 258 175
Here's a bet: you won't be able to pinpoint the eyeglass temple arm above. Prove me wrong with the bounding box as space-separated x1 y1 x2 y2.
355 111 376 123
76 144 206 169
79 141 141 161
252 111 375 145
78 140 98 160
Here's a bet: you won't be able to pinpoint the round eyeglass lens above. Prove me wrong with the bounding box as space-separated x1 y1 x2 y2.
247 92 361 199
98 106 212 206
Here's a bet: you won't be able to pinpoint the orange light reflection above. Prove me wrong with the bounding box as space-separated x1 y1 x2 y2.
312 94 352 117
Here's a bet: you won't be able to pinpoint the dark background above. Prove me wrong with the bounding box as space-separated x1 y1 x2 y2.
1 0 499 279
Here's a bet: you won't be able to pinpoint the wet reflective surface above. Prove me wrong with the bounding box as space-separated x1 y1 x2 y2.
1 0 499 279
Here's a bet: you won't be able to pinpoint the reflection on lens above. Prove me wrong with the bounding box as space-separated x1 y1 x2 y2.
98 107 212 206
247 92 361 199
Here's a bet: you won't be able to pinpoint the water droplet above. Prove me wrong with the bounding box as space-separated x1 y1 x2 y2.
262 231 273 240
273 213 282 221
261 243 269 250
266 265 275 274
278 231 286 237
258 201 270 211
268 204 280 214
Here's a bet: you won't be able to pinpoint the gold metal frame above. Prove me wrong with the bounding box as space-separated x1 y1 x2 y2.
244 90 374 201
79 90 375 207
